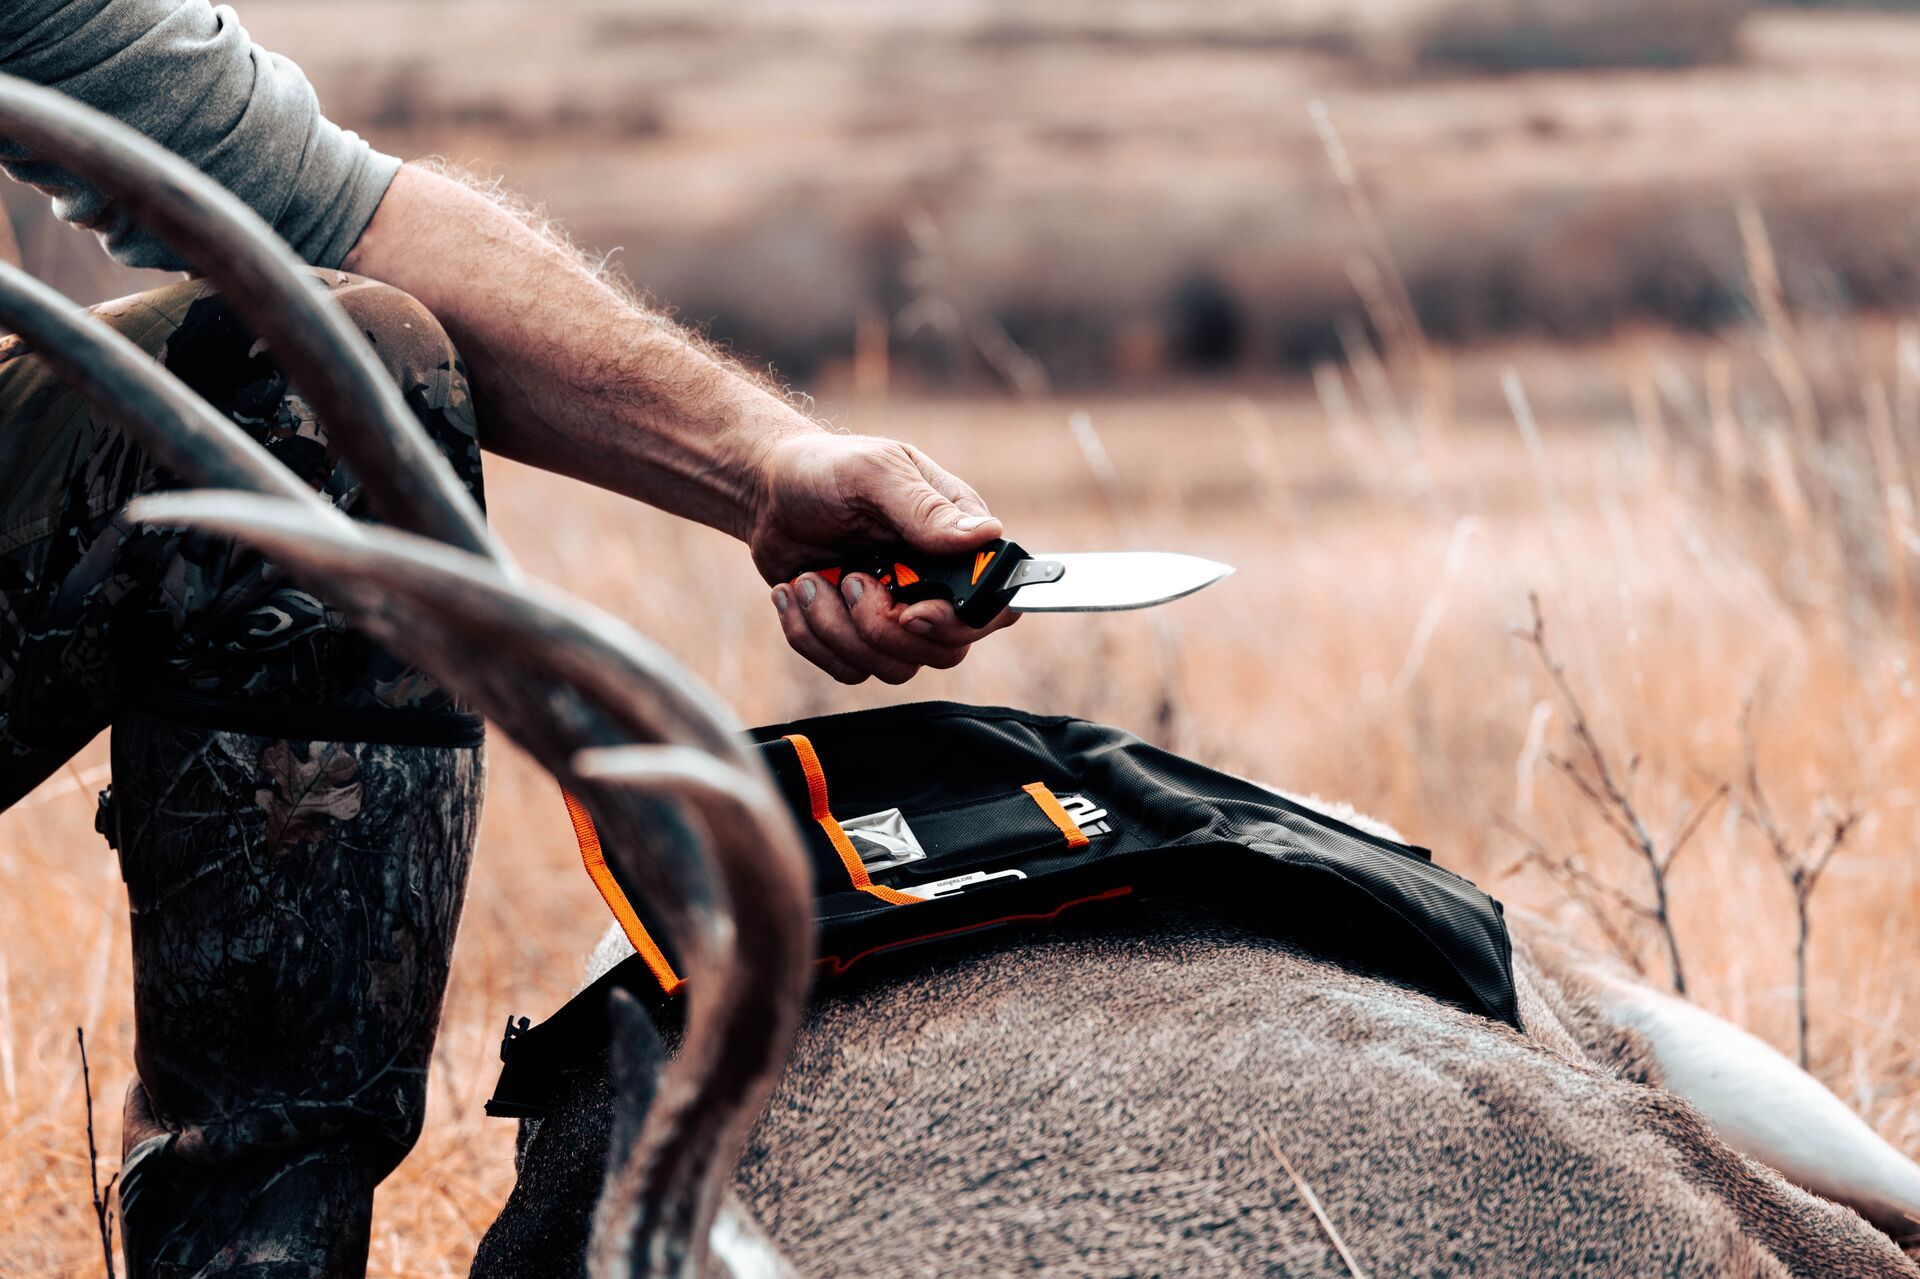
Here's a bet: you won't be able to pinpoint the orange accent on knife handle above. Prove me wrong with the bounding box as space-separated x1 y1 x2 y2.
805 538 1029 627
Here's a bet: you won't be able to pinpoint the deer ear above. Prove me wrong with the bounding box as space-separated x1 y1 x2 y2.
606 986 669 1170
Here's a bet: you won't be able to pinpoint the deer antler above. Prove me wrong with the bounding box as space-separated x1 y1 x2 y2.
127 491 815 1279
573 745 815 1277
0 73 500 561
3 73 809 1275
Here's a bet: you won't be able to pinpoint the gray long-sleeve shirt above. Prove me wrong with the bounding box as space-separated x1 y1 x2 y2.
2 0 398 269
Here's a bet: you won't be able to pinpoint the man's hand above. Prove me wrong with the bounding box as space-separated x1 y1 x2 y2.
346 166 1021 684
751 434 1019 684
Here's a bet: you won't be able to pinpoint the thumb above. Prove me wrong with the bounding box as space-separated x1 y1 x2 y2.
874 476 1003 554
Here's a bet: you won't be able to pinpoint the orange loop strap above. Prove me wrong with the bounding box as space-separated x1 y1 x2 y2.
782 733 922 906
1023 781 1090 848
562 788 686 995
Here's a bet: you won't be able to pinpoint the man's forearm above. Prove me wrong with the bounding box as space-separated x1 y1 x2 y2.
345 163 1015 685
342 163 822 541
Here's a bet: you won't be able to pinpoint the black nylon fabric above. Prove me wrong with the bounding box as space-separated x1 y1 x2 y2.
489 702 1516 1117
753 703 1514 1020
908 791 1064 866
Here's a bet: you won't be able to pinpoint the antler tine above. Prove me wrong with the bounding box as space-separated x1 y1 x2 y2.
0 73 501 563
126 491 748 763
127 490 815 1279
0 262 330 509
574 746 814 1279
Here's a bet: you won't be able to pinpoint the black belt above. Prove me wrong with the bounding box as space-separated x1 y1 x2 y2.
134 684 485 748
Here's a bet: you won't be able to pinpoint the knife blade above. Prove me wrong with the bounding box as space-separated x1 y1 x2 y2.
811 539 1233 627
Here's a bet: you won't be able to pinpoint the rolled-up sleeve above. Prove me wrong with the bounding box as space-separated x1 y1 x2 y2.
0 0 399 269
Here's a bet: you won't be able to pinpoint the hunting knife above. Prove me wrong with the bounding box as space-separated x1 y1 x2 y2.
814 539 1233 628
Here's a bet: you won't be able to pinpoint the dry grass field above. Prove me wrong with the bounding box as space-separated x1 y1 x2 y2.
10 315 1920 1271
8 0 1920 1273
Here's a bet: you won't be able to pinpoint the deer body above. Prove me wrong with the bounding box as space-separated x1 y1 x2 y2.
757 910 1920 1276
470 800 1920 1277
477 897 1920 1278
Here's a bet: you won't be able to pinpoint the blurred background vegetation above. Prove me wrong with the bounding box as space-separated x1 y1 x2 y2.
8 0 1918 388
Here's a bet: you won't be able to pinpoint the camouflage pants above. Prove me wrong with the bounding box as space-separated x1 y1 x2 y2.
0 273 487 1277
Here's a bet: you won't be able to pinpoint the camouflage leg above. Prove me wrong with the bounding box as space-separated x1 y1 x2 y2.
0 271 488 1276
101 277 488 1278
1 268 480 1267
110 710 482 1278
1 272 486 795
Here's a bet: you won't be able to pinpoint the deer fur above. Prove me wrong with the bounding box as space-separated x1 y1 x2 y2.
477 798 1920 1278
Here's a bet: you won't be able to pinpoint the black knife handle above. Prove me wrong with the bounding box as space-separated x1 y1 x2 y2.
807 539 1029 628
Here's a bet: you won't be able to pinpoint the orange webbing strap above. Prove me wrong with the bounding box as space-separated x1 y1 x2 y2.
1022 781 1090 848
561 788 686 995
781 733 923 907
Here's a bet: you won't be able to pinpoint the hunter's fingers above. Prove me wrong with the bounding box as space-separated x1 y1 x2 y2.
905 444 995 522
788 573 920 685
840 574 970 670
773 582 867 684
861 446 1002 556
897 598 1022 645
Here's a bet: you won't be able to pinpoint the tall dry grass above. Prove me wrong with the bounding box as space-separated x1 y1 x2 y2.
8 294 1920 1268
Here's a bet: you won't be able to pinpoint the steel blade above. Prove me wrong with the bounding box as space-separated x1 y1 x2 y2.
1008 551 1233 613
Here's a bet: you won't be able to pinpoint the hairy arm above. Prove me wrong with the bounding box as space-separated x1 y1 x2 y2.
344 164 1013 683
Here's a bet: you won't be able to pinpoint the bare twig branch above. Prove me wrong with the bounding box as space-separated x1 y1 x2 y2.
1803 811 1858 894
1662 783 1731 877
77 1027 117 1279
1511 594 1697 994
1734 690 1863 1068
1518 599 1664 869
1738 697 1793 870
1546 752 1650 862
1545 854 1660 923
1543 872 1651 976
1494 817 1647 976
